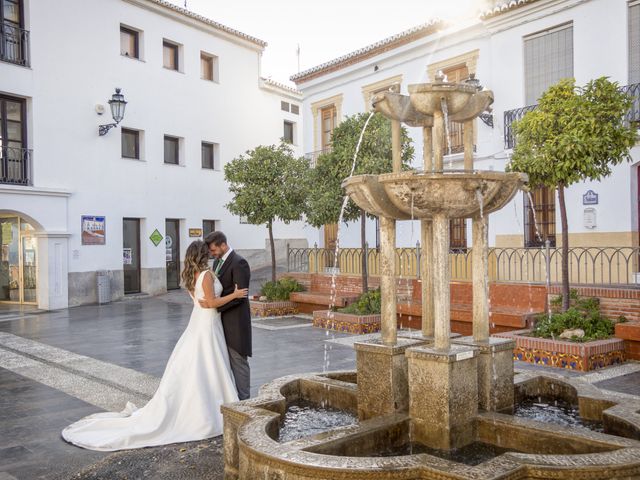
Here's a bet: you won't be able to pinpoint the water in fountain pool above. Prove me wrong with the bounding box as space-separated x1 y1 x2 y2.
514 396 604 432
277 400 358 443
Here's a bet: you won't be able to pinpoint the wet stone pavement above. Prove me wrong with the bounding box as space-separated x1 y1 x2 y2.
0 291 639 479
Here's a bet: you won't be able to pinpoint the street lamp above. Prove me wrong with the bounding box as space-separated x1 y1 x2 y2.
98 88 127 136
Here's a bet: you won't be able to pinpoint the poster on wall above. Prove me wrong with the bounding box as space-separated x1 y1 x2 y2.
81 216 106 245
123 248 132 265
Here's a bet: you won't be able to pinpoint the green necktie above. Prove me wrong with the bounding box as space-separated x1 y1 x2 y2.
214 259 224 275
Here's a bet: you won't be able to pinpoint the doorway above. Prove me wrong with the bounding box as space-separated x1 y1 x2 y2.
165 219 180 290
0 216 37 304
123 218 141 294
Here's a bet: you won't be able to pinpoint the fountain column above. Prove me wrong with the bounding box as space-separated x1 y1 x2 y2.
472 215 489 342
421 126 434 338
433 110 444 171
432 213 450 351
463 120 474 170
392 119 402 173
380 216 397 346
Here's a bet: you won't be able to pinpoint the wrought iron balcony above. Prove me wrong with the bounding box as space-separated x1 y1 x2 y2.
1 146 32 186
504 82 640 149
0 22 30 67
304 147 332 168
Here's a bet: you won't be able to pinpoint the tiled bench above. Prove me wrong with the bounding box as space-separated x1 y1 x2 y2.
615 321 640 360
289 292 359 313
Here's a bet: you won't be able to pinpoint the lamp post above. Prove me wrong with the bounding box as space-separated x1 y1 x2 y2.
98 88 127 136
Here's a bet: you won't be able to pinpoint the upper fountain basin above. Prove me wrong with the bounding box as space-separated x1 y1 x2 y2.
371 92 433 127
408 83 493 118
342 170 528 220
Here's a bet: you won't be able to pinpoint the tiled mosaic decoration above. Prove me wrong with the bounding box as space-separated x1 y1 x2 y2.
250 300 298 318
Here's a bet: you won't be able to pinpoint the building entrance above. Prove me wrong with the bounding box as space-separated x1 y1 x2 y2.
0 216 37 304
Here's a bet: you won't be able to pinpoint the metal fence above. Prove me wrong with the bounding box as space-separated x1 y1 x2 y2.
1 146 32 186
503 82 640 149
287 243 640 286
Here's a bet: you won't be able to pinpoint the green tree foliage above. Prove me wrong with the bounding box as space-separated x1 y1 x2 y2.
225 142 309 282
507 77 636 310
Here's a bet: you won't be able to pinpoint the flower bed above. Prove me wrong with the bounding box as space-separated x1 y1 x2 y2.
312 310 381 335
250 298 298 318
495 329 625 371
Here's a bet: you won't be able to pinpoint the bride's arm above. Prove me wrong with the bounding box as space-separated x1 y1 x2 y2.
199 271 248 309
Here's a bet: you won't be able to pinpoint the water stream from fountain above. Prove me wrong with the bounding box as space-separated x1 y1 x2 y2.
441 98 453 170
323 111 376 373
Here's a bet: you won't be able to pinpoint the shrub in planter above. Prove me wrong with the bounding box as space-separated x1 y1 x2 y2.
534 292 619 342
338 289 381 315
260 277 304 301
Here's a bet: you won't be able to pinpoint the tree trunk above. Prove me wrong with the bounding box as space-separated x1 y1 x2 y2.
558 183 570 312
268 221 276 283
360 209 368 293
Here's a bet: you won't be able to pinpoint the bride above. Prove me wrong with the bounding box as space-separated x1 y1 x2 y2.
62 240 247 451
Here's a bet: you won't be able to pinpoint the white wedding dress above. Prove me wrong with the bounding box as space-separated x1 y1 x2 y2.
62 271 238 451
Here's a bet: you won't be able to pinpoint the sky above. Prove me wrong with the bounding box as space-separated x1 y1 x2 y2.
168 0 495 86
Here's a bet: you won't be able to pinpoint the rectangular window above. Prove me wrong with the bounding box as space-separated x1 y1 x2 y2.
320 105 336 149
164 135 179 165
291 104 299 115
283 121 294 144
442 64 468 154
203 219 217 238
281 101 289 112
524 23 573 105
200 52 217 81
449 218 467 252
163 40 178 70
524 187 556 247
120 26 139 58
121 128 139 159
630 2 640 84
201 142 215 169
0 94 28 185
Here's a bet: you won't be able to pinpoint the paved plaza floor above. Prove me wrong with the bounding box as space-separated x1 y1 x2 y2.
0 291 639 479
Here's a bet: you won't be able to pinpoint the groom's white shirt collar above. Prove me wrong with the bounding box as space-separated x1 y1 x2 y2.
220 247 233 263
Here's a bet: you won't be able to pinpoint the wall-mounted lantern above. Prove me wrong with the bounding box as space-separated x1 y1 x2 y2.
98 88 127 136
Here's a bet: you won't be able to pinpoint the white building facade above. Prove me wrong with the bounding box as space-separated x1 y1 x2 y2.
0 0 314 309
293 0 640 256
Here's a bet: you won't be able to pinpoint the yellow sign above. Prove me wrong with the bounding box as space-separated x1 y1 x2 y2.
189 228 203 237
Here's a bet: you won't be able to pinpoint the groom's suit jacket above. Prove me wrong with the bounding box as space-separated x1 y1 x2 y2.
215 250 252 357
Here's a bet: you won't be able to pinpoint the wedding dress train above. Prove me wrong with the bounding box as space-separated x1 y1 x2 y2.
62 271 238 451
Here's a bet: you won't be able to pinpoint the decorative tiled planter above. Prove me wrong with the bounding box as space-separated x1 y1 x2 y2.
495 329 626 371
313 310 381 334
249 299 298 317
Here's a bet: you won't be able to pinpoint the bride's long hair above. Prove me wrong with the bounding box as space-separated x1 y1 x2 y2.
182 240 211 293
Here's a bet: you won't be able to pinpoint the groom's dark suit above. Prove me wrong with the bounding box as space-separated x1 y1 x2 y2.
214 250 251 399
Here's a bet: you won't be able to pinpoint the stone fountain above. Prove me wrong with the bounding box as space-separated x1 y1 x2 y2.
220 74 640 479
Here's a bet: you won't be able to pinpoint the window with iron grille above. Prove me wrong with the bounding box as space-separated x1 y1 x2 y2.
441 64 469 155
524 187 556 248
0 94 28 184
449 218 467 252
630 1 640 84
524 23 573 105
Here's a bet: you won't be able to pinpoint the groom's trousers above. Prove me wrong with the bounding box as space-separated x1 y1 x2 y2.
228 347 250 400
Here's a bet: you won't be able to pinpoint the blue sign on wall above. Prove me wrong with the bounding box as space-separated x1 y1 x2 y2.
582 190 598 205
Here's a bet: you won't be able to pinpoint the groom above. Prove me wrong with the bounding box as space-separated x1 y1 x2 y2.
203 231 252 400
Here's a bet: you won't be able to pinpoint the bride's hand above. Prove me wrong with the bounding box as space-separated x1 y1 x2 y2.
234 284 249 299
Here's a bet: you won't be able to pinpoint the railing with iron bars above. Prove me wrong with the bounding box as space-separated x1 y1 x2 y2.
0 23 30 67
304 147 332 168
288 243 640 286
503 82 640 149
1 146 32 186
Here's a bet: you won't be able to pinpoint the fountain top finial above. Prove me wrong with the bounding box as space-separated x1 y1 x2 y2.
464 73 482 91
435 70 446 83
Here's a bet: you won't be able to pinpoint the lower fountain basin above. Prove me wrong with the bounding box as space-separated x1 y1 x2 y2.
222 371 640 480
342 170 528 220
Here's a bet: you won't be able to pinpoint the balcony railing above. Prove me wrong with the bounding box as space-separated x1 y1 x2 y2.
304 147 332 167
1 146 32 185
288 244 640 286
0 23 30 67
504 82 640 149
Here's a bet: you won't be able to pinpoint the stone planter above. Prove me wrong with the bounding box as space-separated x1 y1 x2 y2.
312 309 381 334
249 299 298 317
495 329 626 371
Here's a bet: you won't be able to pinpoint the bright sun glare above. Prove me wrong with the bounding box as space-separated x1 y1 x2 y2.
429 0 495 23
